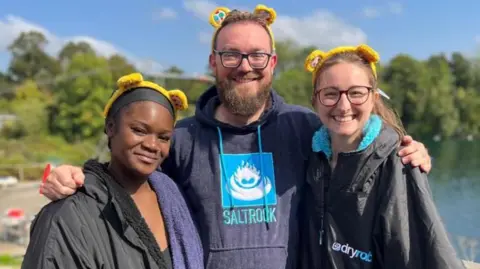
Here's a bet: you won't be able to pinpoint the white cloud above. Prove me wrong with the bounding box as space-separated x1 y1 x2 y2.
272 11 366 48
388 2 404 14
183 0 367 49
0 15 164 75
362 7 380 18
183 0 218 20
152 8 177 20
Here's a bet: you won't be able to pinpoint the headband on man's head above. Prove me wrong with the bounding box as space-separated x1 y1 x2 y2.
103 73 188 121
209 4 277 50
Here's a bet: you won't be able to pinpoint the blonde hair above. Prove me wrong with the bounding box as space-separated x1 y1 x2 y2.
314 52 406 138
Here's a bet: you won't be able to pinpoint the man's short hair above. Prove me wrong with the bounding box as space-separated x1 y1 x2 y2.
212 10 274 51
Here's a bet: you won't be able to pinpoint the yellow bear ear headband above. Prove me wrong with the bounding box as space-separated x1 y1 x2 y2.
103 73 188 120
209 4 277 50
304 44 390 99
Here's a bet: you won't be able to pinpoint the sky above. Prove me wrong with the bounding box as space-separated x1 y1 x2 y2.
1 0 479 76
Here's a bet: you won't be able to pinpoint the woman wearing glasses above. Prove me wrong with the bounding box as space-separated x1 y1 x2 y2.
299 45 465 269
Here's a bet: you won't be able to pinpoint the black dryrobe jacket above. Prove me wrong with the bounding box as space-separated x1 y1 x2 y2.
299 125 465 269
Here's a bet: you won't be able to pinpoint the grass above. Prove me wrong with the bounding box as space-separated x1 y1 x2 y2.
0 255 22 266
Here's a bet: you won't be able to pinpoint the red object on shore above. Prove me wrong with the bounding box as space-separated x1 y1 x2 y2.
42 163 51 183
6 208 24 219
39 163 51 194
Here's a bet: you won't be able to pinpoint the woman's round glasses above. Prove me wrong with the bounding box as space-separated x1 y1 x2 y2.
314 86 373 107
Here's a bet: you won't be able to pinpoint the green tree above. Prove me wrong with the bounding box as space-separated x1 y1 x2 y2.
58 41 96 66
274 40 316 74
2 80 49 138
450 52 475 89
424 54 459 137
0 71 14 100
164 66 184 74
270 40 316 105
50 52 113 142
455 87 480 136
472 58 480 93
108 54 137 82
273 68 312 107
7 31 60 83
382 55 430 135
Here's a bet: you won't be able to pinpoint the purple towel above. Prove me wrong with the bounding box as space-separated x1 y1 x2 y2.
149 171 204 269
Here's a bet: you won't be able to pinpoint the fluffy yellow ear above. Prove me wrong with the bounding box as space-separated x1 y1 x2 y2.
356 44 380 63
168 89 188 111
117 73 143 89
304 50 325 72
254 4 277 25
209 7 231 28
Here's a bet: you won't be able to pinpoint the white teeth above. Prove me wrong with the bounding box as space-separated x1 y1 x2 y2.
333 116 354 122
234 78 255 82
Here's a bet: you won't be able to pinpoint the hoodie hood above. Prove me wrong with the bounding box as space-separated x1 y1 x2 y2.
194 85 284 134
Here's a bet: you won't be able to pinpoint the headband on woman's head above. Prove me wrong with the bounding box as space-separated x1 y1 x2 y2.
209 4 277 50
305 44 380 82
103 73 188 121
304 44 390 99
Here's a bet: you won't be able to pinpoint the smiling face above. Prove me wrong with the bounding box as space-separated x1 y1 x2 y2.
106 101 174 177
209 18 277 117
313 61 378 141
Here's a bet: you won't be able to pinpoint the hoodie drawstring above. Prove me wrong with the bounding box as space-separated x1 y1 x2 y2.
217 127 234 210
256 125 270 230
217 125 270 229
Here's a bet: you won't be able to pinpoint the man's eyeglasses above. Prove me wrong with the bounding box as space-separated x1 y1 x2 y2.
313 86 373 107
213 50 272 69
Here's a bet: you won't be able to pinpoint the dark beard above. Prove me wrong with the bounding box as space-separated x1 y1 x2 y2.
216 73 272 117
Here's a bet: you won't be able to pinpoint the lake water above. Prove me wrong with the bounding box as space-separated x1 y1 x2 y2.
427 140 480 262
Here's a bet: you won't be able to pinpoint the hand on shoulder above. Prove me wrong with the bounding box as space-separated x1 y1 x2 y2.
397 135 432 174
40 165 85 201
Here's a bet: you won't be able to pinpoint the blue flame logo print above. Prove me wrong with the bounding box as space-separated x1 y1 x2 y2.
220 153 277 208
228 161 272 201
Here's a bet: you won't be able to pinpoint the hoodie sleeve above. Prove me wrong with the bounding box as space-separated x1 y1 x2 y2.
376 159 465 269
160 129 181 183
21 199 95 269
161 152 177 181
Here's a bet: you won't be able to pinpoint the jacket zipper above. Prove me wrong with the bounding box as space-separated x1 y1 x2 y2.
319 160 333 267
318 173 326 246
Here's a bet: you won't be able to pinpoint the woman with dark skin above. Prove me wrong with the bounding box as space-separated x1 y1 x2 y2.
22 73 203 269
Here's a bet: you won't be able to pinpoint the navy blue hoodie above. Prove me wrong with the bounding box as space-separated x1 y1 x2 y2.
161 86 321 269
